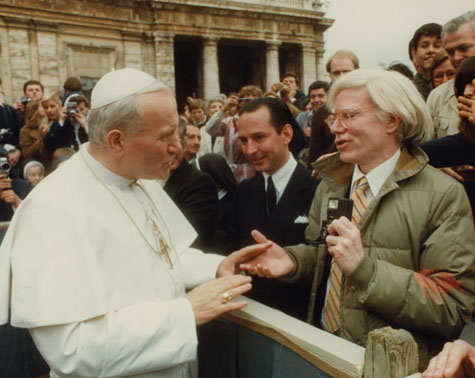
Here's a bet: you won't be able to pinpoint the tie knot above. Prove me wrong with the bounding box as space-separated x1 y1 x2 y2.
357 176 369 192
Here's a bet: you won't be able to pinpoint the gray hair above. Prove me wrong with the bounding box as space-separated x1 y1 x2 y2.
178 117 187 147
327 69 432 144
442 11 475 43
23 160 45 178
87 80 170 146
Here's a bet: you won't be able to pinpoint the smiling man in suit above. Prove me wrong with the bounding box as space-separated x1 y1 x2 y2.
225 97 318 320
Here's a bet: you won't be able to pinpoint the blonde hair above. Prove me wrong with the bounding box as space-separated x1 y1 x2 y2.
328 69 432 144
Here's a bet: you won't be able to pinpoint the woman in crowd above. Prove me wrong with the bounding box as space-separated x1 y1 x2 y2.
420 55 475 217
42 95 88 155
23 160 45 187
18 99 49 166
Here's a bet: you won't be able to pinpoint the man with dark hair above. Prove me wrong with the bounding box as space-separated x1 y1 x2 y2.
427 11 475 138
296 80 329 138
62 76 84 105
271 73 306 110
13 80 44 112
410 23 443 100
225 97 318 320
183 124 201 162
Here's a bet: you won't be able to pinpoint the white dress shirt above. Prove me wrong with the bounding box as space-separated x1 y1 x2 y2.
350 148 401 203
262 154 297 203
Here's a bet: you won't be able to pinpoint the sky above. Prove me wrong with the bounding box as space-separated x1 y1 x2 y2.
321 0 474 71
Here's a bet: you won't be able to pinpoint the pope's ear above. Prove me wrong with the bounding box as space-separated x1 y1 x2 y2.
106 128 125 155
386 114 401 135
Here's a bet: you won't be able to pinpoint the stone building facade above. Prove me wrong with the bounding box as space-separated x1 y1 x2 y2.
0 0 333 106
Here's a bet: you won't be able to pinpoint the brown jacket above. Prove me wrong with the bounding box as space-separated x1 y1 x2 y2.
19 123 49 166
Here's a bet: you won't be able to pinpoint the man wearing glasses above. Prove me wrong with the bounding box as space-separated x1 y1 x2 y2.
239 69 475 371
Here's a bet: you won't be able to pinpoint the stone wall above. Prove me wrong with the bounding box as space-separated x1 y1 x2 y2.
0 0 333 102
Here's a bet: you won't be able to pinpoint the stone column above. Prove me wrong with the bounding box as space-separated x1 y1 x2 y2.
153 31 175 95
301 43 317 91
316 48 326 81
266 41 280 91
202 36 220 101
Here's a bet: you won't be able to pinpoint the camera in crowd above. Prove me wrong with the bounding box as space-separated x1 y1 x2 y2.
0 128 14 144
314 198 353 244
66 101 78 120
0 156 11 176
20 97 32 107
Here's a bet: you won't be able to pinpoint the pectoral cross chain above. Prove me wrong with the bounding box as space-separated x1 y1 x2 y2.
150 218 173 269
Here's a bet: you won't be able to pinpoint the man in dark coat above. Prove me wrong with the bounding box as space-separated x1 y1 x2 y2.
225 97 318 320
163 120 218 251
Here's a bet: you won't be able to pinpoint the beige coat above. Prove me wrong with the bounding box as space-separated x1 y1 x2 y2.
426 79 460 139
285 145 475 370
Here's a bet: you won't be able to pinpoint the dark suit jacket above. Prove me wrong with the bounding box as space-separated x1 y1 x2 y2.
226 163 318 320
163 159 218 251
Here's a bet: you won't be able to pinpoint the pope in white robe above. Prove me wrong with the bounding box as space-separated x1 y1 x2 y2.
0 68 262 378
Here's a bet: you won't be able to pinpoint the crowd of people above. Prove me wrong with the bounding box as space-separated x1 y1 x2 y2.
0 9 474 378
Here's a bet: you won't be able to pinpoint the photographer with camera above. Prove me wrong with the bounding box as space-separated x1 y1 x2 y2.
0 152 31 222
42 95 88 158
13 80 44 122
0 98 21 148
270 73 306 110
236 69 475 372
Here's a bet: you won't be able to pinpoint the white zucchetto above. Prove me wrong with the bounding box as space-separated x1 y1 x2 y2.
90 68 158 109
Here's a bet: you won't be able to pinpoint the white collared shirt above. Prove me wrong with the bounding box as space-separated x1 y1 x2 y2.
350 148 401 203
262 154 297 203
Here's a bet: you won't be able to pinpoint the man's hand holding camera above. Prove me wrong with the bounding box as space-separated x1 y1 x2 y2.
0 174 21 208
326 217 364 275
223 95 239 116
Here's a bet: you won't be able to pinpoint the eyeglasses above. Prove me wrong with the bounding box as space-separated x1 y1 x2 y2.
325 106 374 129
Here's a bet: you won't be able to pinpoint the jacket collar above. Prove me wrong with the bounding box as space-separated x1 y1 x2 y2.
312 143 429 192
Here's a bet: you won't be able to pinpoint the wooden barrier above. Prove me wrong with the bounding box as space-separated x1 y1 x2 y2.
206 296 422 378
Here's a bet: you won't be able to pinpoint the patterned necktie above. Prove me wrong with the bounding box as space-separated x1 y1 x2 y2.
266 176 277 217
321 176 370 333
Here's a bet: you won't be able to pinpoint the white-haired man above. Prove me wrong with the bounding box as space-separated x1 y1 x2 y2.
0 68 264 378
427 10 475 138
239 69 475 370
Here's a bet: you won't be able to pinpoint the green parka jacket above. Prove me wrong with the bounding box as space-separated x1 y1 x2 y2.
285 144 475 370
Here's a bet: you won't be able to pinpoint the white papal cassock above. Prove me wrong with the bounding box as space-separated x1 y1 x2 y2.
0 143 224 378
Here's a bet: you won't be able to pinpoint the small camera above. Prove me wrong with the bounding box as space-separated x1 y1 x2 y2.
276 82 287 92
0 156 11 175
0 128 14 144
21 97 32 107
66 101 78 120
314 198 353 244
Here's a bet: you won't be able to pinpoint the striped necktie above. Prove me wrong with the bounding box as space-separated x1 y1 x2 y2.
321 176 370 333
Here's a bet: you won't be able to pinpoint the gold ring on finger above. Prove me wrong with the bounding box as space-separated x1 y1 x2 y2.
221 291 232 304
